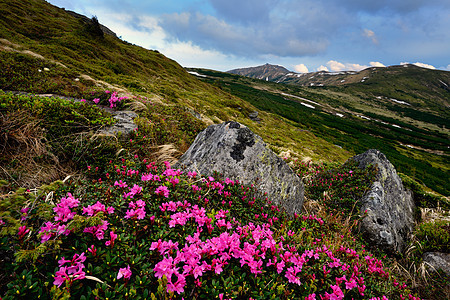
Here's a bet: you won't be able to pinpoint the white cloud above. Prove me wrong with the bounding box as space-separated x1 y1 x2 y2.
370 61 386 67
327 60 346 71
79 11 235 69
161 40 231 68
326 60 368 72
446 64 450 71
346 63 369 71
401 61 436 69
413 62 436 69
317 65 329 72
362 29 378 44
294 63 309 73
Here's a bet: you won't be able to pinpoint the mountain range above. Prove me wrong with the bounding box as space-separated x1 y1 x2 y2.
229 62 450 91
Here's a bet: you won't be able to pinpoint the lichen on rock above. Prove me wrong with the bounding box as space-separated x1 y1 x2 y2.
352 149 415 254
175 121 304 215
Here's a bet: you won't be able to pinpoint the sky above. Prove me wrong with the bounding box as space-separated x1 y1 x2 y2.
47 0 450 73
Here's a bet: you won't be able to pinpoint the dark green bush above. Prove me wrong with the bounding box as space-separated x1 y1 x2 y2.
84 16 104 38
399 173 450 210
415 220 450 254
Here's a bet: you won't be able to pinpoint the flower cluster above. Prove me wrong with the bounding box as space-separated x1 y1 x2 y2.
5 157 423 299
82 201 114 216
89 90 127 109
117 265 132 280
83 220 109 240
54 253 86 287
53 193 79 222
107 91 127 109
125 199 146 219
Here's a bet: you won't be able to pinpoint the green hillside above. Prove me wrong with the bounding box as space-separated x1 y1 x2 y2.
0 0 350 160
0 1 449 299
187 68 449 196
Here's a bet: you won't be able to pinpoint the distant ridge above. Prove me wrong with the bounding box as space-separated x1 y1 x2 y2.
227 63 450 90
228 63 290 82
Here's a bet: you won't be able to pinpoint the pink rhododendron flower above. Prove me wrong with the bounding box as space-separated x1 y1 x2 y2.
82 201 114 216
114 180 128 188
83 220 108 240
345 277 357 290
117 265 132 280
105 231 118 247
20 207 29 222
17 225 30 239
38 221 70 243
125 200 146 220
167 272 186 294
141 173 153 181
53 193 80 222
187 171 197 178
124 184 143 199
155 185 170 198
87 245 97 256
305 294 316 300
53 252 86 287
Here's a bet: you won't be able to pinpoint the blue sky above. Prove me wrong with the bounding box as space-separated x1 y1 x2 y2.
48 0 450 72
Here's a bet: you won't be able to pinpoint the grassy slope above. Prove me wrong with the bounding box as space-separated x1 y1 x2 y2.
0 0 349 166
188 68 449 196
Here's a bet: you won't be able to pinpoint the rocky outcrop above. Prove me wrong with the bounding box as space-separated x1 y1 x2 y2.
352 149 415 254
249 111 261 123
423 252 450 276
8 91 138 138
99 110 138 138
175 121 304 215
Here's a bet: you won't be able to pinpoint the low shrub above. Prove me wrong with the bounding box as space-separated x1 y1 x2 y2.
0 155 421 299
415 220 450 254
293 159 377 218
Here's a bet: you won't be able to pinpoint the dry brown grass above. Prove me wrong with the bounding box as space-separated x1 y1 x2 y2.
153 144 182 165
0 111 75 190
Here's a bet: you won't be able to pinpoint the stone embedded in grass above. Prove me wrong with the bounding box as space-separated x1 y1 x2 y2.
175 121 304 215
352 149 415 254
100 111 138 138
423 252 450 276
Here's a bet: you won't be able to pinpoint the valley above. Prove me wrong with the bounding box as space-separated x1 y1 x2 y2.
188 67 449 196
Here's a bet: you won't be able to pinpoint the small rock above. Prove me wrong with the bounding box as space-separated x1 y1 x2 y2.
100 111 138 138
186 107 202 121
423 252 450 276
249 111 261 123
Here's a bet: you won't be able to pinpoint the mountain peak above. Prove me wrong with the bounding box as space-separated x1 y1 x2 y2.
228 64 291 81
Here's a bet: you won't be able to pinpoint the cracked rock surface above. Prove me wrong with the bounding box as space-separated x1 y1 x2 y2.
352 149 415 254
99 110 138 138
175 121 304 215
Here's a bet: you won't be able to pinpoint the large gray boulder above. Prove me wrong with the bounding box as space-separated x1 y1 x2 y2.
352 149 415 254
175 121 304 215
